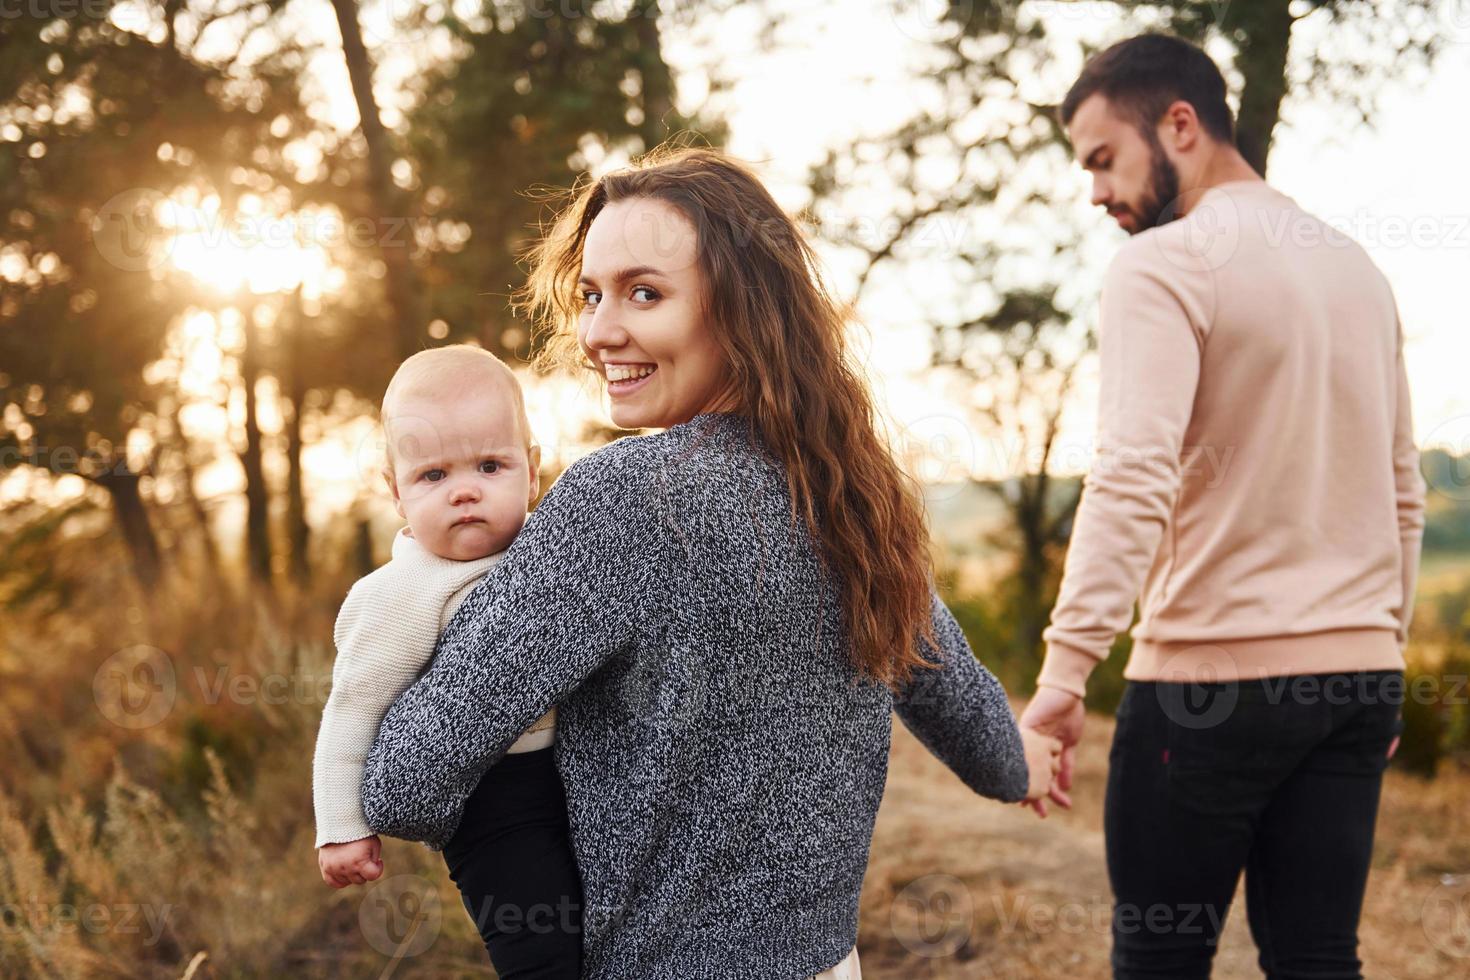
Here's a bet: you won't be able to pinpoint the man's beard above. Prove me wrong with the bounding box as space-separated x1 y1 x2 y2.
1128 133 1182 234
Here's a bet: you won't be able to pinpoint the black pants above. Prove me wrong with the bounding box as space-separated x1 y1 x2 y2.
1105 670 1403 980
442 745 583 979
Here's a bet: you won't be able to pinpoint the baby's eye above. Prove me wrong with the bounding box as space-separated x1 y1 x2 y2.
422 468 445 482
630 285 659 303
479 460 501 474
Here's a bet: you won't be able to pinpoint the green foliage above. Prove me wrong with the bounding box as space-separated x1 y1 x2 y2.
405 2 727 356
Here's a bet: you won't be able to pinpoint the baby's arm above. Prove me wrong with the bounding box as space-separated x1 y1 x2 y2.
312 568 445 882
891 585 1031 803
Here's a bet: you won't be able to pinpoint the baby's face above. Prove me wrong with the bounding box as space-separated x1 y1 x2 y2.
384 386 539 561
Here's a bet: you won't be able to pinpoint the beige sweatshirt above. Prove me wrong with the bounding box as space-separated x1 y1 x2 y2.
312 526 556 846
1038 179 1426 698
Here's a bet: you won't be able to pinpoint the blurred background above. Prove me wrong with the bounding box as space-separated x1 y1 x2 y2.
2 1 1468 976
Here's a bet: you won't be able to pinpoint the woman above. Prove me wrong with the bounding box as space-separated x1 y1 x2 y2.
361 146 1058 979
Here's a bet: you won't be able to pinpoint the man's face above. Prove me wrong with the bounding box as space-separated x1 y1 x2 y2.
1068 93 1181 235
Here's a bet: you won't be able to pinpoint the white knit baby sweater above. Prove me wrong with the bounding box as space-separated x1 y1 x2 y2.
312 526 557 847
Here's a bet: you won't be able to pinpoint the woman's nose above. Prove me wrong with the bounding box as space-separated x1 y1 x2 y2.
582 300 628 351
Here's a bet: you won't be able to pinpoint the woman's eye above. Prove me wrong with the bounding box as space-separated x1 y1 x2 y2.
479 460 501 474
582 290 601 309
422 469 445 482
631 285 659 303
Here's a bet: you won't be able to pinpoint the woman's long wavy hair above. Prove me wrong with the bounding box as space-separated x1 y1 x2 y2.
518 145 940 692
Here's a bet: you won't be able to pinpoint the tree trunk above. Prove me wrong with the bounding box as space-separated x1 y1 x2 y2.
354 512 377 579
1228 0 1295 175
94 466 163 590
284 286 311 585
240 305 273 585
631 0 674 150
329 0 423 360
1010 471 1052 662
167 398 222 578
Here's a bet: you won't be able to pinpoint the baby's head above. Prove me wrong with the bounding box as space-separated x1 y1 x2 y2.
380 345 541 561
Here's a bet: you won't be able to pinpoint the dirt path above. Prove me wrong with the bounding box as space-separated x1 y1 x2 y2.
854 706 1455 979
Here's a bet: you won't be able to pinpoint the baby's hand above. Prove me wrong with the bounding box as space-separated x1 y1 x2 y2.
1019 727 1063 814
319 835 384 888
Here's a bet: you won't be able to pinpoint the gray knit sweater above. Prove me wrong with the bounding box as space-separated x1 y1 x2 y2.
361 410 1028 979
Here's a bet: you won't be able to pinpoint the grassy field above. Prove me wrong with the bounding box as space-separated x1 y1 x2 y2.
864 709 1470 978
2 544 1468 977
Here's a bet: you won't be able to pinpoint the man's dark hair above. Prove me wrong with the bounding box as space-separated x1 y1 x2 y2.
1060 33 1234 144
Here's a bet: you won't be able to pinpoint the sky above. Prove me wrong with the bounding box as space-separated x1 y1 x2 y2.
659 0 1470 477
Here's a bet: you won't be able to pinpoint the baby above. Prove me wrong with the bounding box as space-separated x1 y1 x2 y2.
313 345 578 969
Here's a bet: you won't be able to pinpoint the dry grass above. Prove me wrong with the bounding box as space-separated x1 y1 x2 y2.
2 560 1467 978
860 708 1470 979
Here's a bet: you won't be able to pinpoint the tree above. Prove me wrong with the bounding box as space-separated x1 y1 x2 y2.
401 0 725 357
0 2 316 589
810 0 1450 662
329 0 425 360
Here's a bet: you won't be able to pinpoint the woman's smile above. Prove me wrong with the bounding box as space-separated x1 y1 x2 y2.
605 362 658 396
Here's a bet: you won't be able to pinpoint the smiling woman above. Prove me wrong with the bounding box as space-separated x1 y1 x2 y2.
568 196 740 430
360 146 1045 979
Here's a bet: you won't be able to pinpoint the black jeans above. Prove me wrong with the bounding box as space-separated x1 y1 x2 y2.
442 745 583 979
1104 670 1403 980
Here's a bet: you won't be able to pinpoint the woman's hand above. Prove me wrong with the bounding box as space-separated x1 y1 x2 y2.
1018 687 1085 817
318 835 384 888
1018 728 1063 815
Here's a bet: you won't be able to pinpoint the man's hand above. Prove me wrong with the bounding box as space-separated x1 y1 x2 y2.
1018 687 1086 817
319 835 384 888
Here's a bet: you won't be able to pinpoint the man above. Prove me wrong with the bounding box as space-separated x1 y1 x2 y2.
1018 33 1425 980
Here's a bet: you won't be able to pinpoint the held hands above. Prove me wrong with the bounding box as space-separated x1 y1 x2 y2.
1020 727 1063 812
318 834 384 888
1018 686 1086 818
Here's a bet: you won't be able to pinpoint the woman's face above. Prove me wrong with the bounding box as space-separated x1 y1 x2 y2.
577 197 737 430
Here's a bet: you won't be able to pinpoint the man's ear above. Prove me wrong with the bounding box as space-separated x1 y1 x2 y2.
526 444 543 506
384 467 406 520
1160 99 1200 152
